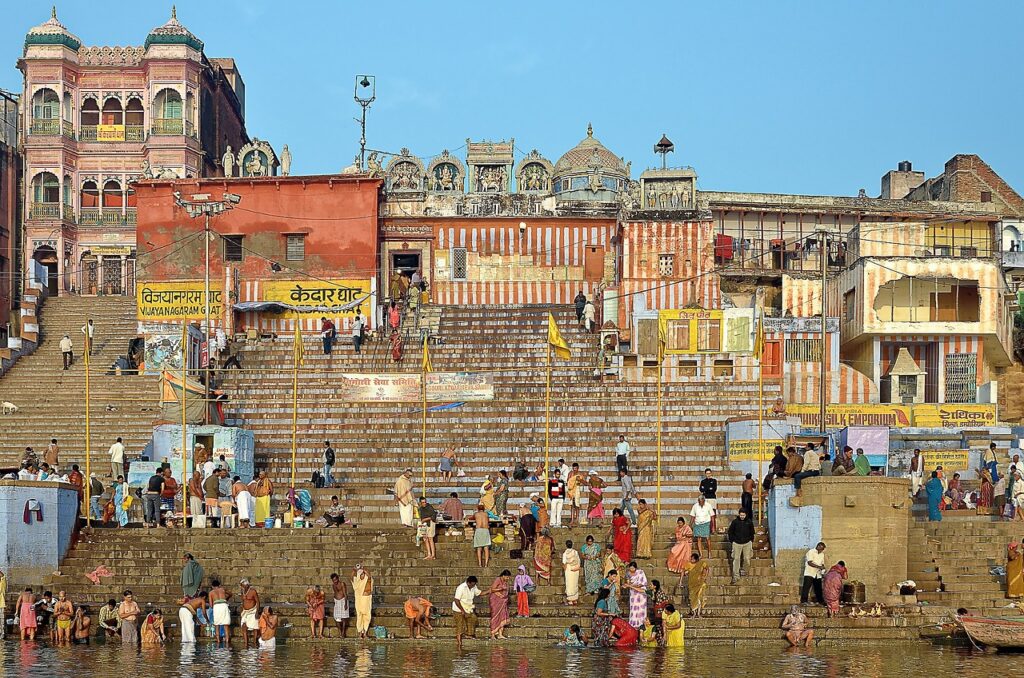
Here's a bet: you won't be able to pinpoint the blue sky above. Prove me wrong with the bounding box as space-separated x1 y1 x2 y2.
4 1 1023 196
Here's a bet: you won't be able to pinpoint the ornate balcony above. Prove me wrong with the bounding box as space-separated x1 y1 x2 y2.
80 208 102 225
79 208 136 227
29 203 60 219
30 119 74 138
80 125 146 143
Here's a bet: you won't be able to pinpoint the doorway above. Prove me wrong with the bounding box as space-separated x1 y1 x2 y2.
195 434 215 471
389 251 421 299
32 245 59 296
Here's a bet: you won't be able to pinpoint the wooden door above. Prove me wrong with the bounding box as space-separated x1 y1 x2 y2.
584 246 604 282
762 340 782 378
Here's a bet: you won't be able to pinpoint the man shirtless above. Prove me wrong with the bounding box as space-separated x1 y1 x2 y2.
239 579 260 648
330 572 350 638
53 591 74 645
473 505 492 568
73 606 92 644
258 606 278 650
208 580 232 644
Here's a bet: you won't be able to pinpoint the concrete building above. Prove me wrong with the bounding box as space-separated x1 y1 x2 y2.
0 90 19 342
17 8 247 298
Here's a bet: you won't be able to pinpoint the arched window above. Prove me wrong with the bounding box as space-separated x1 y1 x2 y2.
125 98 144 125
81 99 99 127
81 180 99 208
31 89 59 120
125 185 137 208
102 180 123 208
63 175 72 206
101 98 123 126
63 92 72 122
33 172 59 203
155 89 182 119
185 91 195 124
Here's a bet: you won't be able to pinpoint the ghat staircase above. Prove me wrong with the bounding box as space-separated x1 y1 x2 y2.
216 304 781 524
0 295 159 470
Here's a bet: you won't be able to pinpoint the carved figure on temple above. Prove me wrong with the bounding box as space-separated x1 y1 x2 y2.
280 145 292 176
433 164 458 191
366 152 383 178
341 155 361 175
521 164 548 191
391 162 420 190
222 145 234 177
245 152 266 177
477 166 506 192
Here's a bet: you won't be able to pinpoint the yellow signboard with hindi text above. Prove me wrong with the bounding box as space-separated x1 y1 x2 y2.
728 438 785 462
262 279 371 319
137 281 224 321
921 449 971 473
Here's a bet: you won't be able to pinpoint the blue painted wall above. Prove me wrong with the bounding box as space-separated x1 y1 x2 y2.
766 481 821 563
0 481 79 580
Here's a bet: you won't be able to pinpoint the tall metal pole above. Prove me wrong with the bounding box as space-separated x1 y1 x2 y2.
545 343 551 476
181 322 188 521
421 341 428 492
204 211 211 424
819 230 828 434
656 354 662 518
359 105 367 170
757 311 764 524
84 316 91 528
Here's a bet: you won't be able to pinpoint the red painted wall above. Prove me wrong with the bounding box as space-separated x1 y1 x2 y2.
134 175 381 283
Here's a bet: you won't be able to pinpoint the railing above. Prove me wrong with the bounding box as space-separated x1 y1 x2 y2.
126 125 145 142
152 118 194 136
79 208 101 225
79 208 136 227
63 204 75 222
29 203 60 219
714 235 846 273
80 125 146 142
30 119 73 138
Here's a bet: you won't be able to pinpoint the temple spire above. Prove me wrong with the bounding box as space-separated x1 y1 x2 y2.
587 122 593 138
51 6 57 20
171 5 177 20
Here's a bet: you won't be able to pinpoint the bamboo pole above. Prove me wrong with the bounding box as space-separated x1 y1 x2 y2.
757 313 764 525
421 340 427 491
545 343 551 476
84 317 91 528
181 323 188 522
656 354 662 517
289 332 300 489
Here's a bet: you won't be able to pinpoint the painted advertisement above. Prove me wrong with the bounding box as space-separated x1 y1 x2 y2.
933 404 997 428
921 449 971 472
337 373 422 402
262 279 372 319
143 332 184 372
426 372 494 402
781 403 996 429
729 439 786 462
137 281 224 321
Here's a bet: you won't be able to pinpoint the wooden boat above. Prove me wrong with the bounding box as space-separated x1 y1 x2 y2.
957 616 1024 649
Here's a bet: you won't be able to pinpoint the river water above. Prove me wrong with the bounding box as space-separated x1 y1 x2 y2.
4 640 1024 677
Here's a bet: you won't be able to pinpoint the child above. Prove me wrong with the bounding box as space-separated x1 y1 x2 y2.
513 565 534 617
559 624 587 647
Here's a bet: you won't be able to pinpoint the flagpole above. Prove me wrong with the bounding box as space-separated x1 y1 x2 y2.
757 312 764 525
421 335 428 491
290 327 300 489
545 341 551 477
181 323 188 523
656 352 662 518
84 316 91 528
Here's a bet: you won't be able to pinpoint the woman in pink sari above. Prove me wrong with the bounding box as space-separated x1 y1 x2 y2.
667 517 693 586
488 570 512 639
822 561 847 617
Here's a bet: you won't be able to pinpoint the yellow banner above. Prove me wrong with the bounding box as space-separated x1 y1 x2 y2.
921 449 970 472
729 438 785 462
783 404 913 428
933 404 997 428
91 245 132 256
780 403 997 429
97 124 125 142
262 279 371 319
137 281 224 320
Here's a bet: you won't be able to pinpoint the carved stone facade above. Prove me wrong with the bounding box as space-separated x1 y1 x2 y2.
427 150 464 193
385 148 425 193
237 138 277 178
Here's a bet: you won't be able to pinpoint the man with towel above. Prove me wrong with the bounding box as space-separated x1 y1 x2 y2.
239 579 260 648
207 579 232 644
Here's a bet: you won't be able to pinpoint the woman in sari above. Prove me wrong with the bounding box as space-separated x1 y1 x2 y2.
535 496 550 531
979 467 995 511
648 579 670 637
581 536 603 594
587 471 606 527
822 561 848 617
306 585 325 638
390 329 403 362
562 540 582 605
113 477 130 528
534 528 555 583
488 570 511 639
925 471 944 521
600 569 621 616
667 517 693 585
480 476 496 515
513 565 534 617
140 610 166 645
591 588 614 647
661 603 684 647
610 508 633 563
686 553 708 617
1007 542 1024 599
493 470 510 517
945 473 966 510
639 614 658 647
635 499 656 559
518 504 537 551
253 471 273 525
624 562 649 629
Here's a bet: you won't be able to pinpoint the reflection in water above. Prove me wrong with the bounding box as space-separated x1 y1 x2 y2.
2 641 1024 677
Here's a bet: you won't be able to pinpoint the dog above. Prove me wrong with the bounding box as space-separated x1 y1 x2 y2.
2 401 18 415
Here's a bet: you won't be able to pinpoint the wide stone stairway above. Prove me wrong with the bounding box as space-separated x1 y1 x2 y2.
217 305 782 525
0 295 159 470
44 525 933 643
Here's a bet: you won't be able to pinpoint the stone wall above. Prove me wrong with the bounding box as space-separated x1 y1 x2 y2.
769 476 909 600
0 480 79 584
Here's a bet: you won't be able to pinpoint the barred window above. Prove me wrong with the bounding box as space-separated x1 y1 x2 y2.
286 234 305 261
223 235 244 262
785 338 823 362
451 247 467 280
658 253 675 278
697 318 721 352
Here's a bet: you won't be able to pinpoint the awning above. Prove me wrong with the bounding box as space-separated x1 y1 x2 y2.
232 295 370 314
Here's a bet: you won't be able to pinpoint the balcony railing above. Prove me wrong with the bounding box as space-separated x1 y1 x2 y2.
152 118 194 137
80 124 146 143
714 235 846 274
79 208 102 225
29 202 61 219
30 119 74 138
79 208 136 227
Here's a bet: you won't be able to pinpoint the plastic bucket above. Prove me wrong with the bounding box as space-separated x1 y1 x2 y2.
264 518 274 529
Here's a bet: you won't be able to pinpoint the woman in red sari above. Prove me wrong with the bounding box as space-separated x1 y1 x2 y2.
979 467 995 511
822 561 848 617
610 508 633 563
390 330 404 362
488 570 512 639
534 528 555 582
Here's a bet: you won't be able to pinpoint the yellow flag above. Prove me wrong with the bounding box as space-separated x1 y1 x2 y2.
293 325 304 367
657 312 667 362
753 315 765 361
548 313 571 360
421 333 433 373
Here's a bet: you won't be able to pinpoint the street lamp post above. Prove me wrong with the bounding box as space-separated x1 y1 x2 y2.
354 75 376 169
173 191 242 421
